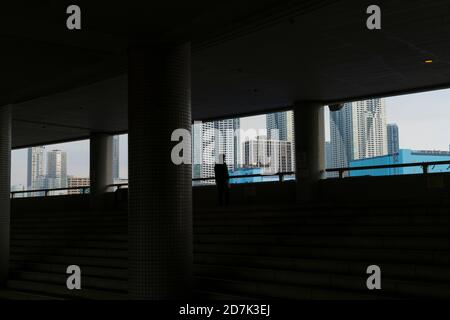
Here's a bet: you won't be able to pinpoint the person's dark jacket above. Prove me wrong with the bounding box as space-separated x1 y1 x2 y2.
214 163 229 186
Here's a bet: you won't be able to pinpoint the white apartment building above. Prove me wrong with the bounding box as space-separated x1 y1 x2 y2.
330 99 388 174
201 119 240 180
27 146 46 191
46 150 68 192
243 136 293 174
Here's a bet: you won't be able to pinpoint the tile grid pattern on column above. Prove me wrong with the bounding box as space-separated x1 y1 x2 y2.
128 43 193 299
0 105 11 283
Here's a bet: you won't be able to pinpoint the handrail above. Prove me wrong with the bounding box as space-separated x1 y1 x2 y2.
108 172 294 191
10 160 450 197
326 160 450 178
10 186 90 198
193 171 295 183
111 183 128 187
11 172 295 198
110 172 294 190
110 183 129 191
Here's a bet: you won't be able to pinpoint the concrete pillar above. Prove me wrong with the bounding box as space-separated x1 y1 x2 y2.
128 43 192 299
294 101 325 202
0 105 11 285
90 133 113 209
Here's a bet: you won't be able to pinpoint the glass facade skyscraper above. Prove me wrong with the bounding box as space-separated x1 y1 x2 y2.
197 118 241 180
330 99 388 175
266 111 294 142
266 111 295 170
113 136 120 181
27 146 45 191
46 150 68 190
387 123 400 155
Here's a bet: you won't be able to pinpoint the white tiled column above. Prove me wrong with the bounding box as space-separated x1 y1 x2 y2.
128 43 193 299
294 101 325 203
90 133 113 209
0 105 11 285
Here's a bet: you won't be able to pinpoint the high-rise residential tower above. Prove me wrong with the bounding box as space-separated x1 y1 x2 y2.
325 141 332 177
266 110 295 169
27 146 46 191
201 118 240 179
113 135 120 181
387 123 400 155
266 111 294 142
192 122 203 180
330 99 388 174
46 150 68 190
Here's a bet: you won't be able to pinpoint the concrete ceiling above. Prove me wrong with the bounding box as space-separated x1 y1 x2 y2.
2 0 450 148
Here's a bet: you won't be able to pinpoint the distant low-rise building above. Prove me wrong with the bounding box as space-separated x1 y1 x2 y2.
67 176 90 194
349 149 450 177
243 136 294 175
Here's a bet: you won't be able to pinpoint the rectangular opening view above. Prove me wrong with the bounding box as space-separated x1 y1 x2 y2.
192 110 296 186
325 89 450 178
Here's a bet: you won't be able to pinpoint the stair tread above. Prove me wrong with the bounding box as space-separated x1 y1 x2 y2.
8 203 450 300
195 276 385 300
0 289 65 300
7 279 128 300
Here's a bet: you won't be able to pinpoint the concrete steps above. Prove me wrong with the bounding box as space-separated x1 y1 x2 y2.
195 276 383 300
11 239 127 250
6 280 127 300
10 270 127 292
195 234 450 250
11 246 127 259
5 204 450 300
194 264 450 299
194 204 450 218
11 227 126 235
194 224 450 236
11 233 128 241
11 254 127 269
195 243 450 265
191 203 450 299
194 254 450 283
11 262 127 280
0 289 66 300
6 211 128 300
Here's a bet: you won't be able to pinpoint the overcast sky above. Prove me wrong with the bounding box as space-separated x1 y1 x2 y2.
11 135 128 187
10 88 450 187
325 88 450 150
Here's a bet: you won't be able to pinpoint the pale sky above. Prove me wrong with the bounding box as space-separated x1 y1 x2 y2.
324 88 450 151
10 88 450 187
385 89 450 151
11 135 128 187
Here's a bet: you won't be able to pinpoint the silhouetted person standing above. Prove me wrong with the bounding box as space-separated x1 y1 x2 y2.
215 154 230 206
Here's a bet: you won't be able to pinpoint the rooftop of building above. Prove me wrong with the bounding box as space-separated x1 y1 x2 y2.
350 149 450 163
